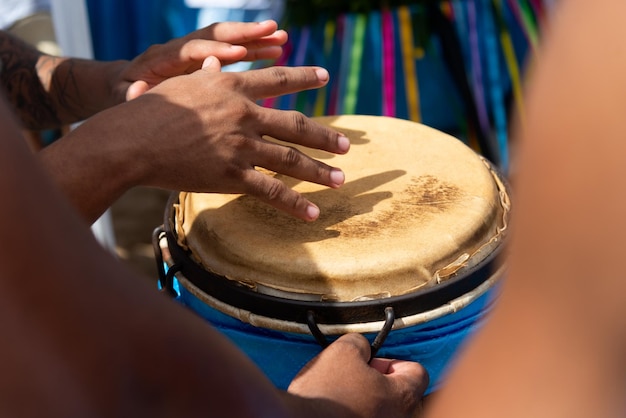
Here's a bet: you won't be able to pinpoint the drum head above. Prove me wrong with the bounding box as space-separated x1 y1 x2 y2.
167 115 509 331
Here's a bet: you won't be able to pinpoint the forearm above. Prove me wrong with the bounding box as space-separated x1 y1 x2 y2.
38 104 146 223
37 55 128 126
0 94 300 417
0 30 128 130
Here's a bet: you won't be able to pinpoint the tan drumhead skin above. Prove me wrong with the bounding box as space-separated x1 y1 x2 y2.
175 115 509 303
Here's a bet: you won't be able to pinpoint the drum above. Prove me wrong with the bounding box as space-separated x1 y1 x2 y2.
154 115 510 394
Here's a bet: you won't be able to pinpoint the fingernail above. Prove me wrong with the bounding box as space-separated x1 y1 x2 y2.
337 134 350 153
306 204 320 220
315 68 329 82
202 56 216 69
330 169 345 186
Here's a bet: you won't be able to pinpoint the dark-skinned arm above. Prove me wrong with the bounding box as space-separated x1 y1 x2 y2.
0 30 126 129
0 20 289 131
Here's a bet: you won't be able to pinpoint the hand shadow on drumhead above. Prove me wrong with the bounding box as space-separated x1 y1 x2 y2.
212 169 407 243
184 170 405 301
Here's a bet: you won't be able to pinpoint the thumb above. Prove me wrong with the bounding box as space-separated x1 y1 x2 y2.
126 80 150 101
201 56 222 73
371 357 430 396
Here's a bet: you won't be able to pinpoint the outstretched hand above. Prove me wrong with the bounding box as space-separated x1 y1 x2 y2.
130 58 349 221
287 334 429 418
42 59 350 223
120 20 288 100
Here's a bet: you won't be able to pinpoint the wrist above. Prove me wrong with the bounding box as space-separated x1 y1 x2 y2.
39 107 142 223
41 58 132 124
106 60 133 106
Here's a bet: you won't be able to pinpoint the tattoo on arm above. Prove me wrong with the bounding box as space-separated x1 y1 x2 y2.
0 31 61 130
46 58 88 123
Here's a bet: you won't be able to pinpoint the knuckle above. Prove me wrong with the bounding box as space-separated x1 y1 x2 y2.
289 111 308 134
315 163 330 181
334 333 370 357
143 43 164 56
264 180 285 202
230 103 253 123
230 135 250 152
219 72 242 91
220 100 253 126
289 193 307 212
219 158 249 187
223 162 245 181
181 38 207 54
181 38 200 50
269 67 290 87
281 146 302 169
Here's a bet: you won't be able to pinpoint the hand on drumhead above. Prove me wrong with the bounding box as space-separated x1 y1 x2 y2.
41 47 350 223
60 62 349 223
287 334 428 418
121 20 288 100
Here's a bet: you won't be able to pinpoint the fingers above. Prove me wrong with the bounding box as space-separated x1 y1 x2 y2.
258 107 350 155
238 66 331 100
180 40 283 69
288 333 427 417
126 80 150 101
332 333 373 360
218 45 284 67
236 31 288 51
370 357 395 374
125 55 222 100
240 130 348 221
201 56 222 72
238 45 284 64
241 169 322 221
250 135 345 185
203 67 350 221
330 335 429 396
288 333 373 392
176 38 284 72
194 20 287 46
177 21 287 68
122 20 287 91
371 358 430 396
180 40 247 70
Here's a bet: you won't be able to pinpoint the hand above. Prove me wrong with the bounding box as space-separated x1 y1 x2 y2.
287 334 429 418
119 20 288 100
44 60 350 222
130 58 349 221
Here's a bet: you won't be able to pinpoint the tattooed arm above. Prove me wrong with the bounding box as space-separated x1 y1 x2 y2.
0 21 288 131
0 30 126 130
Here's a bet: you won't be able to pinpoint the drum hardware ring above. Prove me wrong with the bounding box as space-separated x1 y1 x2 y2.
153 225 180 298
160 263 182 298
305 310 330 348
154 221 395 357
152 225 167 283
370 307 395 359
306 306 395 362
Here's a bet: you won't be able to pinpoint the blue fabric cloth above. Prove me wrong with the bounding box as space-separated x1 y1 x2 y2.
85 0 279 61
86 0 197 60
167 274 499 395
